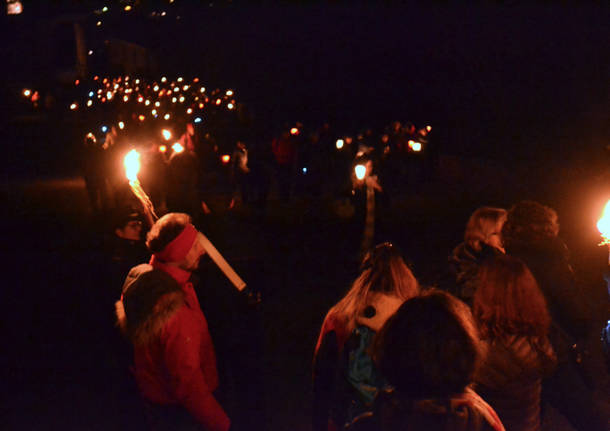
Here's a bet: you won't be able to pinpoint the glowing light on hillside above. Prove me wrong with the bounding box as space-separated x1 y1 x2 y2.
336 139 344 149
162 129 172 141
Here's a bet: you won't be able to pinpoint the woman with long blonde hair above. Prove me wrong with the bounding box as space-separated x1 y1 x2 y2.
312 242 419 431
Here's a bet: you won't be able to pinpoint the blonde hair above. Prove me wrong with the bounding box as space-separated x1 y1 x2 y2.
328 243 419 334
464 207 507 251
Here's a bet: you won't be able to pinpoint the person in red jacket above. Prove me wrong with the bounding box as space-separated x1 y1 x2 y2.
116 213 231 431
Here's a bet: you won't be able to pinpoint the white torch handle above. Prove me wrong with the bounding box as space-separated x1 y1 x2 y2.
199 233 247 291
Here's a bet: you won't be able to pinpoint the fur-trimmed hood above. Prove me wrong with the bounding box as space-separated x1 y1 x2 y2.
356 292 404 332
115 264 185 346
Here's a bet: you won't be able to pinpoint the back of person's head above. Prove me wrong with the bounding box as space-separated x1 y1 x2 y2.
374 290 481 399
464 207 507 251
359 242 418 297
474 254 550 339
502 200 559 249
146 213 192 254
331 243 419 330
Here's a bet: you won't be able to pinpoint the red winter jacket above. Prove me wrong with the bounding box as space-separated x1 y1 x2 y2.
123 262 230 431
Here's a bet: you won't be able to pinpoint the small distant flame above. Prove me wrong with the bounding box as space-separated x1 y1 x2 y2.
355 164 367 180
408 140 422 152
336 139 344 149
290 128 299 135
221 155 231 164
597 200 610 245
172 142 184 153
124 150 141 183
23 89 31 97
118 121 125 130
162 129 172 141
159 145 167 153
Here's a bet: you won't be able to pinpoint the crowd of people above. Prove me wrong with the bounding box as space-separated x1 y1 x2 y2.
312 200 609 431
103 194 609 430
76 74 608 431
80 115 437 225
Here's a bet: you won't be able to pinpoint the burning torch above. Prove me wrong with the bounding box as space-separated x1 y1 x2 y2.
353 159 382 254
124 149 157 228
597 200 610 265
123 150 247 291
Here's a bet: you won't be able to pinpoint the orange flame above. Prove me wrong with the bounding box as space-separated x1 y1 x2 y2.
124 150 141 183
597 200 610 245
221 155 231 164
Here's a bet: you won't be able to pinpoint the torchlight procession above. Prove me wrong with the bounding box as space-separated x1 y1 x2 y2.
4 3 610 431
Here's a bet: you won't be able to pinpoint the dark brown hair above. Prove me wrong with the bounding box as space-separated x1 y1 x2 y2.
373 290 481 399
474 255 550 339
146 213 192 254
502 200 559 248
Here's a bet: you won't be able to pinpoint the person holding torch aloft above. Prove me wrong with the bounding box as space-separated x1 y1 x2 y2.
115 213 231 431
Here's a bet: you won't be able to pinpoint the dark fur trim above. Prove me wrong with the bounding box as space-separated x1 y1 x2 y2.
116 264 185 346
